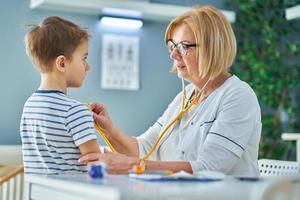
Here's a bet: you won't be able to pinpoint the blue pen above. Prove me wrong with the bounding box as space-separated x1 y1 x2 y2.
236 177 260 181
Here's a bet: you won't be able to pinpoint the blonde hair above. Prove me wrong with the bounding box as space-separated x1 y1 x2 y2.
165 5 236 79
25 16 89 72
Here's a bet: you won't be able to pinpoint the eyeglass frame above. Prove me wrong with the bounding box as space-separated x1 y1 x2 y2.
166 39 198 56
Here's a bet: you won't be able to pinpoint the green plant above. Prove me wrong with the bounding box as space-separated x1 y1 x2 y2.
227 0 300 159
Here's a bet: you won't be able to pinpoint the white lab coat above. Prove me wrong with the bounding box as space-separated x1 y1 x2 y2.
137 75 261 176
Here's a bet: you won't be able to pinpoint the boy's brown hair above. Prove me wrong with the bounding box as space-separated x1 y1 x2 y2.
25 16 88 72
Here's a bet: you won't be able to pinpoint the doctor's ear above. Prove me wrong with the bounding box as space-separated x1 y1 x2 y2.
55 55 67 72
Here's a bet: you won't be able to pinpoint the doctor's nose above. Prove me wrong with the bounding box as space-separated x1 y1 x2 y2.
169 48 182 61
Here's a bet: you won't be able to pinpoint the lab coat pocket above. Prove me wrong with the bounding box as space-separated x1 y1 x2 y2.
182 120 214 160
197 121 214 144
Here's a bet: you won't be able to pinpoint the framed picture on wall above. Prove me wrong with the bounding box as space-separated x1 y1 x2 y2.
101 34 139 91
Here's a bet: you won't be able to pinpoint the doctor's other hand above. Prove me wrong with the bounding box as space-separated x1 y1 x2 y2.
79 150 138 174
89 102 114 133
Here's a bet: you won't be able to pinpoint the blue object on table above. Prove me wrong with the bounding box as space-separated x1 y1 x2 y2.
88 163 106 178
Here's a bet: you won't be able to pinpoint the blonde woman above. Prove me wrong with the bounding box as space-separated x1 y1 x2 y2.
80 5 262 177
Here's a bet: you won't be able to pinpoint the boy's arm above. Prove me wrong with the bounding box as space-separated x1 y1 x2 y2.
79 139 101 155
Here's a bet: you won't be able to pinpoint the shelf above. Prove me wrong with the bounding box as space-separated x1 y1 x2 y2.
30 0 235 23
285 4 300 20
282 132 300 161
282 132 300 141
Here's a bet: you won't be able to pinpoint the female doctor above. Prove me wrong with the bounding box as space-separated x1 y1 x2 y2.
80 5 262 176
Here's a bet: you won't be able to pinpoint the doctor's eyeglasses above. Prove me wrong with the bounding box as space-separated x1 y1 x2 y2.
166 40 198 56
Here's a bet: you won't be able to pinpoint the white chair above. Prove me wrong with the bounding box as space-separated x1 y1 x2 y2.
258 159 300 177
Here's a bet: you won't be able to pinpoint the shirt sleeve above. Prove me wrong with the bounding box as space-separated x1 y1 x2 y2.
66 103 97 146
190 142 239 174
206 85 260 157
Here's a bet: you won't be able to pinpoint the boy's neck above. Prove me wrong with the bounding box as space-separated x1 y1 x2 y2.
39 73 67 94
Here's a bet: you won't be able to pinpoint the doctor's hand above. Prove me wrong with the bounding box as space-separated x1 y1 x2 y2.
89 102 115 135
79 150 139 174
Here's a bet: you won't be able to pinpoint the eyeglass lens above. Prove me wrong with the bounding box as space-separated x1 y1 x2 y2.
166 40 196 56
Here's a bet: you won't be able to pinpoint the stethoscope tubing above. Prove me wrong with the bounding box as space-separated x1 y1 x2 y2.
93 78 210 161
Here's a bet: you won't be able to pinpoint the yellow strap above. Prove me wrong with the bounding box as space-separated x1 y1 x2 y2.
94 122 117 153
86 92 198 157
142 110 184 161
86 104 117 153
142 93 198 161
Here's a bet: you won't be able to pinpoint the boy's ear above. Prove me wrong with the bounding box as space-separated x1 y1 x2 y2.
55 55 66 72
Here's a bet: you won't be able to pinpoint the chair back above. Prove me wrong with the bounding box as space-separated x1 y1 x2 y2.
258 159 300 177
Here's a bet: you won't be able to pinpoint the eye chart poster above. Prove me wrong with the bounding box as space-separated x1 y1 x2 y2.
101 34 139 91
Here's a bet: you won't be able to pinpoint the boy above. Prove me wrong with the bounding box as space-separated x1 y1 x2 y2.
20 16 100 174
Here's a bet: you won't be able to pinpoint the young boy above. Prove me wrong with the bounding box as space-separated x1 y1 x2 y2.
20 16 100 174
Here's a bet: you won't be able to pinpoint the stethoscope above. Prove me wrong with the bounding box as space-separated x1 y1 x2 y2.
90 77 210 162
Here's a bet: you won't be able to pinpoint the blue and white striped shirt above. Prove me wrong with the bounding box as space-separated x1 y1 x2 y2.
20 90 97 175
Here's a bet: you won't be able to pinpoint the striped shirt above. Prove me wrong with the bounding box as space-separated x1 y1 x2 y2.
20 90 97 175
